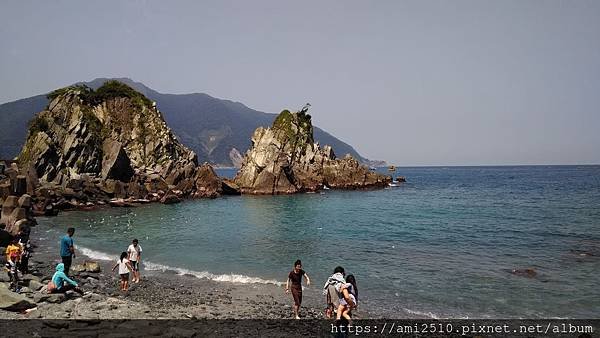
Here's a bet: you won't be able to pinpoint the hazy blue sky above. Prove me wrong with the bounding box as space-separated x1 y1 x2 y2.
1 0 599 165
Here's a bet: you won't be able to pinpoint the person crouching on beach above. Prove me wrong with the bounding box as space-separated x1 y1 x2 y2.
336 274 358 324
285 259 311 319
127 239 142 283
112 252 133 291
48 262 83 295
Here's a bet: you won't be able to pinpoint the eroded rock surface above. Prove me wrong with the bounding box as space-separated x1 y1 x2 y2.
10 81 239 212
234 109 390 194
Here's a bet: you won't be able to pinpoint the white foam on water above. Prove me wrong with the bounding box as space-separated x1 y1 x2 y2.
78 246 115 261
143 261 283 286
403 308 441 319
78 246 282 286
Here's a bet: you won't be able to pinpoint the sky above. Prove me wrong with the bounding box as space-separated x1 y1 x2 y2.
1 0 599 165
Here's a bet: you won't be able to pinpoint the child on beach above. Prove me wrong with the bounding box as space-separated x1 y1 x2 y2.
4 238 23 291
336 274 358 324
112 252 133 291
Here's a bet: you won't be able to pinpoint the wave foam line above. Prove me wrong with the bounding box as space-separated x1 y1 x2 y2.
143 261 283 286
403 308 440 319
78 246 282 286
78 246 115 261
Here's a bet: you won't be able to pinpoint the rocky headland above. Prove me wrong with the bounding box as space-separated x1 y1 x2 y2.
234 109 391 194
0 81 241 237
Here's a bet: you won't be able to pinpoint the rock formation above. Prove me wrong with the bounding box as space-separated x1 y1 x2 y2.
10 81 239 214
234 109 391 194
0 160 38 237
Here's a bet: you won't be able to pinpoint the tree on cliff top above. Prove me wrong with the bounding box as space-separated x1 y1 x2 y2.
46 80 152 108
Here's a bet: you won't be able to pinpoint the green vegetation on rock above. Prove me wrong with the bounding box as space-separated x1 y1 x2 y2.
94 80 153 108
47 81 152 109
272 110 313 143
27 115 49 137
82 109 104 146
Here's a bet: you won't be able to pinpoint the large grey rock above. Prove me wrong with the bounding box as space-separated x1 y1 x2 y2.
21 274 40 283
28 280 44 291
0 271 10 282
33 292 51 303
46 293 66 304
0 282 36 311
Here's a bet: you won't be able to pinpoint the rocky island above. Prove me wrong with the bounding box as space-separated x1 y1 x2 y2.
234 109 391 194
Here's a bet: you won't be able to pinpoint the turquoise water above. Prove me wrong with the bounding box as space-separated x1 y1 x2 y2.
37 166 600 318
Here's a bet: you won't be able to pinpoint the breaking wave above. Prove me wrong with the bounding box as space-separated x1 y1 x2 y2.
78 246 282 286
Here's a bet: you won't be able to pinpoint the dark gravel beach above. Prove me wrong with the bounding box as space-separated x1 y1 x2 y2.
1 224 372 321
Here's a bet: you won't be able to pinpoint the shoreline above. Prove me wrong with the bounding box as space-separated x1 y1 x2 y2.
1 223 374 320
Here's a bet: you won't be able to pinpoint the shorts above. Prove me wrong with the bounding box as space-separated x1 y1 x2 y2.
291 286 302 306
130 260 139 271
120 273 129 281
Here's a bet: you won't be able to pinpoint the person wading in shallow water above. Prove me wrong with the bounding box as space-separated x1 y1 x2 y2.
60 227 76 276
285 259 311 319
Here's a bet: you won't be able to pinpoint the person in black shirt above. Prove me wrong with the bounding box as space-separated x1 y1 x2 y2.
285 259 311 319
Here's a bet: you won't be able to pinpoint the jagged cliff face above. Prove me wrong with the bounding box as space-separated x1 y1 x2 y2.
18 83 196 184
234 110 390 194
8 81 236 211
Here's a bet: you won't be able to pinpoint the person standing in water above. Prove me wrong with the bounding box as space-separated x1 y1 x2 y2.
285 259 311 319
127 239 142 283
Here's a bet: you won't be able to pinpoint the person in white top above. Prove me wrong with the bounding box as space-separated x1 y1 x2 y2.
112 252 133 291
127 239 143 283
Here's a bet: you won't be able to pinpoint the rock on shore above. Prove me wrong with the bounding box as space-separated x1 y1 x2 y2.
4 81 239 215
234 108 391 194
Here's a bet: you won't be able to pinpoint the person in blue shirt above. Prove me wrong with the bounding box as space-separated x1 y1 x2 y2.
60 227 76 276
50 262 83 294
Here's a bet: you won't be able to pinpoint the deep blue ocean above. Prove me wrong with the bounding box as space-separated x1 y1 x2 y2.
36 166 600 318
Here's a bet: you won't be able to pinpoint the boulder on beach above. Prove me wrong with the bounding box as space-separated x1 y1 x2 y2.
84 260 101 273
0 283 36 312
71 264 87 274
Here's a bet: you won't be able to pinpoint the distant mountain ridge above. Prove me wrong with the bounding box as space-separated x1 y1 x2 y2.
0 78 371 167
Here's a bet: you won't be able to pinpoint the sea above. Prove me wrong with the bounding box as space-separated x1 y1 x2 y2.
35 166 600 318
